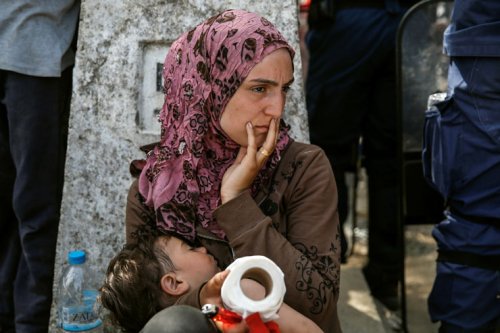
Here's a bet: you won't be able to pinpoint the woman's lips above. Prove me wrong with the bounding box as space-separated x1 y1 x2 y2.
253 125 269 133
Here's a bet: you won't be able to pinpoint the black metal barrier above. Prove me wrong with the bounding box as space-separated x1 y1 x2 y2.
396 0 454 331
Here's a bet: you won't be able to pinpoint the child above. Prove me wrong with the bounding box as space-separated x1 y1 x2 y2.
100 227 323 333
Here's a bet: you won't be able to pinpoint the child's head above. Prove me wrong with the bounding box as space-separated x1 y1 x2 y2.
158 234 220 295
100 227 219 333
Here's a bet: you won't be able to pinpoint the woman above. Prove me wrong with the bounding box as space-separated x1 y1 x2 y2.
126 9 341 333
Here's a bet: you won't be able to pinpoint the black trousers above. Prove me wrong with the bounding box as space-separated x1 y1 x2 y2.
306 5 407 282
0 68 72 333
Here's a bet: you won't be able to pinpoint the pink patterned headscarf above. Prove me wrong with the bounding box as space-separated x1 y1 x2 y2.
138 9 295 241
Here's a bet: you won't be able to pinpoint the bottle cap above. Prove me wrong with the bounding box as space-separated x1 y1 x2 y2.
68 250 86 265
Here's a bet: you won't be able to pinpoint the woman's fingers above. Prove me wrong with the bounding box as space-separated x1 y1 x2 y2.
246 122 257 157
244 121 262 169
257 118 278 165
263 118 278 151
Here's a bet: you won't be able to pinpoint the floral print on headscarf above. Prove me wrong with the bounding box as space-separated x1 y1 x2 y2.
138 9 295 241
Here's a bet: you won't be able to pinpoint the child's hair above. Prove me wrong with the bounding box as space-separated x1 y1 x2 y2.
99 225 178 333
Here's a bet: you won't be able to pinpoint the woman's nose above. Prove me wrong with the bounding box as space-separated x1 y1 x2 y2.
265 93 286 117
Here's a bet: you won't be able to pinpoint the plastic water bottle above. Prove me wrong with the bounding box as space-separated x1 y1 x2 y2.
58 250 102 332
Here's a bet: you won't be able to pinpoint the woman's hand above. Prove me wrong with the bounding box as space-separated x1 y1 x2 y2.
221 118 279 204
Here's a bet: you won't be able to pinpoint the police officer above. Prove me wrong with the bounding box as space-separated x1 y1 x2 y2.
424 1 500 332
305 0 417 311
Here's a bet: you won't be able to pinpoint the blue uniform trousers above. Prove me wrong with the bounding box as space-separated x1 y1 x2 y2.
424 57 500 332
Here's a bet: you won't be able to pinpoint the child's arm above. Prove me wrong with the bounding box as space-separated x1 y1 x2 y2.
199 272 323 332
240 279 324 333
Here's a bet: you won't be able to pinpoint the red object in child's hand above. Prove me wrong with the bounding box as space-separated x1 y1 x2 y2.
213 307 243 325
245 313 280 333
203 304 280 333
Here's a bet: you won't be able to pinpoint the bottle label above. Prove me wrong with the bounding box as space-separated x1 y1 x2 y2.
62 290 102 332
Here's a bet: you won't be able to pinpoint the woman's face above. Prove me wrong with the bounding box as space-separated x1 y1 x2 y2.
220 48 294 147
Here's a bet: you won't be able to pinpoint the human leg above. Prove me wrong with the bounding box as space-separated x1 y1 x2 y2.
0 217 20 333
428 215 500 332
1 69 72 332
347 7 403 310
424 56 500 331
0 70 21 333
361 43 401 311
361 169 400 311
306 9 384 262
443 57 500 216
438 321 499 333
306 8 407 272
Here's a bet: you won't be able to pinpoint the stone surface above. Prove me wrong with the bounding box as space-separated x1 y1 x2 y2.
51 0 307 330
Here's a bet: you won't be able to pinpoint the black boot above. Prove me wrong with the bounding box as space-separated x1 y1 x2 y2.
362 264 401 311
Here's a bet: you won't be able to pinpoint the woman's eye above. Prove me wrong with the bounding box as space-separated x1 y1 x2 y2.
282 86 291 93
252 86 266 93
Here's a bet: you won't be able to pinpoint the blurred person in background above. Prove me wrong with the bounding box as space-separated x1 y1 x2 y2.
305 0 417 311
0 1 80 332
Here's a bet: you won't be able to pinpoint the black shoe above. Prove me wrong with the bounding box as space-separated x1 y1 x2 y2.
362 265 401 311
372 294 401 312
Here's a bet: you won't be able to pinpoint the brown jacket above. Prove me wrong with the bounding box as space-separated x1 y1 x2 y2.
125 141 342 333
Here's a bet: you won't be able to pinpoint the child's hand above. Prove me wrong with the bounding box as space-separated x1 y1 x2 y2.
221 118 279 204
199 270 229 308
200 271 249 332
